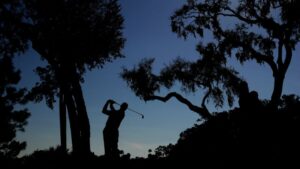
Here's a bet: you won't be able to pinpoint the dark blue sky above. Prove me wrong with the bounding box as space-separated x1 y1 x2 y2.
15 0 300 157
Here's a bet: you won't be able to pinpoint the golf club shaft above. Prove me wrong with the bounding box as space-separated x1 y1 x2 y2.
113 102 144 117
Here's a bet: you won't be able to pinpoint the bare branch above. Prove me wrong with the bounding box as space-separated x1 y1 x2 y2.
224 7 258 24
146 92 212 119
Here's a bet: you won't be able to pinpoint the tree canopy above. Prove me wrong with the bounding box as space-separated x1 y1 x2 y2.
0 57 30 159
26 0 125 74
0 0 29 58
0 0 30 159
170 0 300 107
122 0 300 119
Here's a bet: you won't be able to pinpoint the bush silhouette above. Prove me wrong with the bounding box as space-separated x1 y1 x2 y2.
158 95 300 168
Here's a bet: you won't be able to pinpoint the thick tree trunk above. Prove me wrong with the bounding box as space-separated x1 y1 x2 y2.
64 86 80 154
64 63 91 154
269 41 291 109
270 73 285 108
59 91 67 152
72 79 91 154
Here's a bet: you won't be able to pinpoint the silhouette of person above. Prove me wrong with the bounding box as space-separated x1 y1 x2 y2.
238 81 250 109
102 99 128 159
249 91 262 109
238 81 262 109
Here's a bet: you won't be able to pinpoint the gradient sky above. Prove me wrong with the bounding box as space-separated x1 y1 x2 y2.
14 0 300 158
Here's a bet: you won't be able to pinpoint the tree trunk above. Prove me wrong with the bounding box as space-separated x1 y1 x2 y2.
72 79 91 154
64 86 80 154
270 73 285 108
59 91 67 152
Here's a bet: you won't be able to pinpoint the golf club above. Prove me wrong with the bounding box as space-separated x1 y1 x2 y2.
113 101 144 119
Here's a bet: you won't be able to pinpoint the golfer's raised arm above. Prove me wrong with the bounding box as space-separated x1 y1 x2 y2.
109 101 116 112
102 100 112 115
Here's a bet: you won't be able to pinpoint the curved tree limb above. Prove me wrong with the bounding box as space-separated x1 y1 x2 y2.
245 45 278 76
201 85 212 113
145 92 212 120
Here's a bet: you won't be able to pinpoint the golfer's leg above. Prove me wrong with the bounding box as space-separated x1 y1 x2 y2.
103 130 110 157
111 131 119 158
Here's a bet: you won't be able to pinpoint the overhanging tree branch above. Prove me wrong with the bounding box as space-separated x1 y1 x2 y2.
244 45 278 76
146 92 212 119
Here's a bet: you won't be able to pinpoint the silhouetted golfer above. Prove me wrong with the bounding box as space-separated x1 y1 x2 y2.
102 99 128 159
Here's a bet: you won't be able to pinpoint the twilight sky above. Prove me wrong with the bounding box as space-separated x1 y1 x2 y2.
15 0 300 158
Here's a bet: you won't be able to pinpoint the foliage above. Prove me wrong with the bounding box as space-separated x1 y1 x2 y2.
147 144 174 160
122 0 300 121
171 0 300 106
122 56 243 117
26 0 125 71
151 95 300 167
0 57 30 159
0 0 29 58
25 0 125 106
122 58 160 100
26 66 58 109
1 1 30 159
